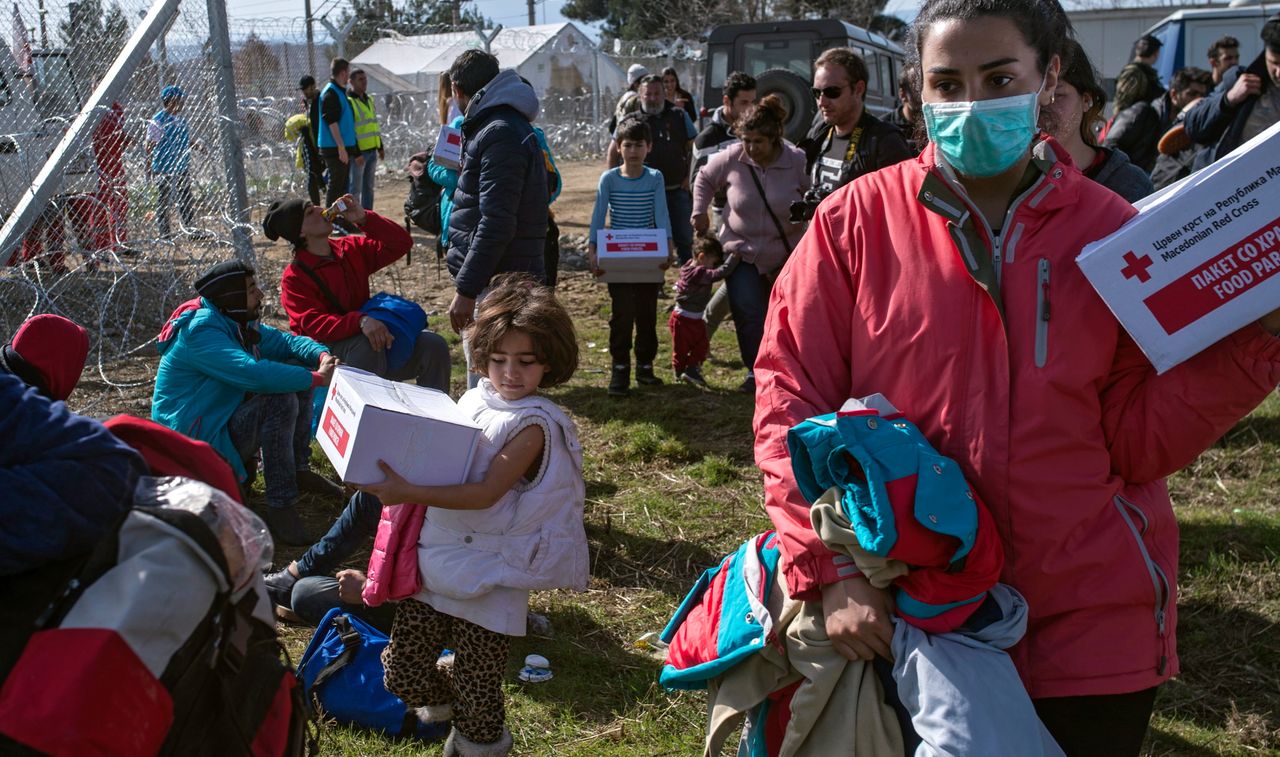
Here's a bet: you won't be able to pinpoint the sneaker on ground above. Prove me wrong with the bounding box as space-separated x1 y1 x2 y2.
263 567 299 609
737 375 756 394
296 468 343 497
262 504 310 546
681 366 708 388
635 364 664 386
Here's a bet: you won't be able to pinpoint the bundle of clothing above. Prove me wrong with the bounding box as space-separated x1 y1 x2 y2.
660 395 1064 756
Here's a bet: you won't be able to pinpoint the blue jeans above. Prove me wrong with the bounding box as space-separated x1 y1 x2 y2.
666 187 694 264
348 150 378 210
227 390 313 508
291 576 397 631
295 491 383 577
724 261 771 373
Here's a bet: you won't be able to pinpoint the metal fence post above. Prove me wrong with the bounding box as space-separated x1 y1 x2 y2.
0 0 182 267
207 0 254 263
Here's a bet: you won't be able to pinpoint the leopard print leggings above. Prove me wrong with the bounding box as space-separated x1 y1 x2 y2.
381 599 511 745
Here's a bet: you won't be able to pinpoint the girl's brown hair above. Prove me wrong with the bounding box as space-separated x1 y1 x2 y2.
466 273 579 387
734 93 789 144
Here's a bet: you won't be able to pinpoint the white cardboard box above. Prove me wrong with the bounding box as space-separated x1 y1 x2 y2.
1077 119 1280 373
316 366 482 487
596 228 669 283
432 125 463 170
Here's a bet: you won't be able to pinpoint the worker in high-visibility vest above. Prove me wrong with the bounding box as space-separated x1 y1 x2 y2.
347 67 384 211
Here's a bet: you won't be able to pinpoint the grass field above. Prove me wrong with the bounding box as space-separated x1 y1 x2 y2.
73 161 1279 755
273 281 1279 756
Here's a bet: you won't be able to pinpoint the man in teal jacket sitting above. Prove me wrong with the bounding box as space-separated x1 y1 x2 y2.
152 260 339 545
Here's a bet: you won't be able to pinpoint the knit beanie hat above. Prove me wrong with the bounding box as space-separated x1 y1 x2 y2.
0 314 89 401
627 64 649 86
194 259 256 324
262 198 307 247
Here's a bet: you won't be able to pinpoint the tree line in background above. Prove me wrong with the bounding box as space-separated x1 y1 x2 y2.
561 0 902 41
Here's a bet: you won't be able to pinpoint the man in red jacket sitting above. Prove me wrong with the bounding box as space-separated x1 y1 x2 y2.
266 195 450 391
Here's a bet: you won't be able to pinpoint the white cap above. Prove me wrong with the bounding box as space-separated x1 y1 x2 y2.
627 64 650 86
524 653 550 669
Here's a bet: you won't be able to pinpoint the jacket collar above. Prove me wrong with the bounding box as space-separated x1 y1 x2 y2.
293 243 344 267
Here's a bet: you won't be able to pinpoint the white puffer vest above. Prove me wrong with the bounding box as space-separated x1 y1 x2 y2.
417 380 589 599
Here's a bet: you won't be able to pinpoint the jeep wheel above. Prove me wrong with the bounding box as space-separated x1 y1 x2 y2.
754 69 815 143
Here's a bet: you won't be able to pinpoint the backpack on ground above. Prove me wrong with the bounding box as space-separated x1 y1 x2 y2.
404 153 443 237
297 607 446 740
0 477 315 756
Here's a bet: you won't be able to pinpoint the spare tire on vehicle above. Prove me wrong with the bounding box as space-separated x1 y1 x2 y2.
755 69 815 143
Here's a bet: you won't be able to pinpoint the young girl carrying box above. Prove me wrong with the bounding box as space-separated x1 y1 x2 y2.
355 274 586 756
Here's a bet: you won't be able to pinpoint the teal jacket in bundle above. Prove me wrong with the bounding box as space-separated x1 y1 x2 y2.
152 298 326 481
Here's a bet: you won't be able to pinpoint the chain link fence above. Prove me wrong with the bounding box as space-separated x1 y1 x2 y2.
0 5 710 404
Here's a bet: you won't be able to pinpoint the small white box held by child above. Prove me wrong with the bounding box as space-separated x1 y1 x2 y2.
317 366 482 487
432 125 463 171
595 228 668 283
1077 120 1280 373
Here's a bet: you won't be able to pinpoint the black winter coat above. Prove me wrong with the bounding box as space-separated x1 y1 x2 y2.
446 71 549 298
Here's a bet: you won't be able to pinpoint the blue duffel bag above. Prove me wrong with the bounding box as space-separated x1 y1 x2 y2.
297 607 447 740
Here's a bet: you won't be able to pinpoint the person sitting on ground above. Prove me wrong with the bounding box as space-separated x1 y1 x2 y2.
1048 39 1154 202
263 490 395 629
152 259 341 546
0 371 146 678
269 195 451 392
668 234 738 387
0 314 90 403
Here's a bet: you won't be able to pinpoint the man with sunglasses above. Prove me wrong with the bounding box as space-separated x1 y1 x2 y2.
794 48 912 220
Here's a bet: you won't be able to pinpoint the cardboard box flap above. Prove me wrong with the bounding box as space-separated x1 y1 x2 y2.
335 367 479 429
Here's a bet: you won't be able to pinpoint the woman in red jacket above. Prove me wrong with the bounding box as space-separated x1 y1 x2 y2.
752 1 1280 755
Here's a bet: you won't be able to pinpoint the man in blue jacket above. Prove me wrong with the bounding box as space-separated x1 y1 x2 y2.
443 50 549 339
1185 14 1280 163
152 260 339 545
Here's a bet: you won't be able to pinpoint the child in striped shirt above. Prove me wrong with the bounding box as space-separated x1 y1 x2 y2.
588 115 675 397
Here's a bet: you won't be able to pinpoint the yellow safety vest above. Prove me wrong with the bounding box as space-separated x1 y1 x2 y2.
351 94 381 151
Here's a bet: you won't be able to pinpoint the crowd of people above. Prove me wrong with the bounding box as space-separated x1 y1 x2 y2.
4 1 1280 756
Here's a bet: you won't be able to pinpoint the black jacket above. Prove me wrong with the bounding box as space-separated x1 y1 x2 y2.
1103 100 1161 173
446 70 549 298
796 110 913 196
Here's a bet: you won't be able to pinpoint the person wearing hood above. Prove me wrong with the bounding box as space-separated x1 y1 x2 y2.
152 259 341 546
1048 40 1154 203
441 50 549 373
0 315 90 403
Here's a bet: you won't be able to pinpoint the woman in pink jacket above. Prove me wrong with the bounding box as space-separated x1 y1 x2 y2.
693 95 809 393
752 1 1280 755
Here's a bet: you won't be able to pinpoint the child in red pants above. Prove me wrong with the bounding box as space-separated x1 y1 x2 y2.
669 234 738 387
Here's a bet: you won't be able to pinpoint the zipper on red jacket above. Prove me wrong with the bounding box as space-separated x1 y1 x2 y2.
1113 495 1171 676
1035 259 1051 368
928 168 1047 290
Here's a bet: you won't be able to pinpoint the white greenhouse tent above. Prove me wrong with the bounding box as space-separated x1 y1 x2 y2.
352 23 626 102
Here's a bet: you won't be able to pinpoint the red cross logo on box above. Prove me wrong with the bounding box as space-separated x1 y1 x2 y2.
1120 251 1154 283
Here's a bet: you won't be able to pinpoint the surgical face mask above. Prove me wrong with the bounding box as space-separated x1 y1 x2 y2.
922 77 1046 178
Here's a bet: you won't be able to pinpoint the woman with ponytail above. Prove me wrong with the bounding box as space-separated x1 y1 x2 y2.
753 0 1280 753
691 94 809 393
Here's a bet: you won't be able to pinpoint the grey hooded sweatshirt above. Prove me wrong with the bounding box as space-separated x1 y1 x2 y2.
1085 146 1155 204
